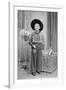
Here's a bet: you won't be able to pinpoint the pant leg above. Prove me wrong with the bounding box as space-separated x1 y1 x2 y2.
36 48 42 72
31 48 37 74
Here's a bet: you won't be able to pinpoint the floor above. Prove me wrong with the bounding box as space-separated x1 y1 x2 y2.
18 68 57 80
18 54 57 79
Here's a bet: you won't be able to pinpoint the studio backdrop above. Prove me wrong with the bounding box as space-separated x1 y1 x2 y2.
17 10 57 76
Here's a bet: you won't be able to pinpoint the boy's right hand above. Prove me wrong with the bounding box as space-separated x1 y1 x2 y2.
33 45 36 49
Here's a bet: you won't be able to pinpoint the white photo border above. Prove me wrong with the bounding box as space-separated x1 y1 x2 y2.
9 1 64 88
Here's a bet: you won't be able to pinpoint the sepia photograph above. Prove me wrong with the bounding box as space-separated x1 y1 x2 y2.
17 10 58 79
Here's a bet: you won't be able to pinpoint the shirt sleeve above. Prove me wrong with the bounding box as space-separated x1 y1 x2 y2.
40 33 45 43
29 33 34 47
40 33 45 50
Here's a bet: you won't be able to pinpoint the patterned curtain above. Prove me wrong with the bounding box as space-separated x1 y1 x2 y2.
18 10 31 67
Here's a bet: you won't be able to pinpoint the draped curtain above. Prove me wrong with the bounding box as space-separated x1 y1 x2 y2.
47 12 57 52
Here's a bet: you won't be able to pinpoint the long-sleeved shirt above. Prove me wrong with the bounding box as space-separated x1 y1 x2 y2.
29 31 44 50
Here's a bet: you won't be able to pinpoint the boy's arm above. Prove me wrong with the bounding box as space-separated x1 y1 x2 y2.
39 33 45 50
29 33 36 48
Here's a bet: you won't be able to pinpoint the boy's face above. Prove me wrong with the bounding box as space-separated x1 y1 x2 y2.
34 23 40 33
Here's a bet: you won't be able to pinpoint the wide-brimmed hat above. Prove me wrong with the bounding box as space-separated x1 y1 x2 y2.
31 19 43 31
